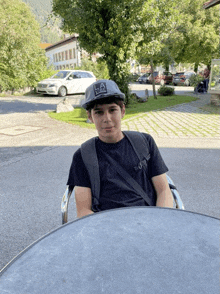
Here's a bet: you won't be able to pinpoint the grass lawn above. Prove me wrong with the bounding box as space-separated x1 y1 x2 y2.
48 95 198 128
200 104 220 114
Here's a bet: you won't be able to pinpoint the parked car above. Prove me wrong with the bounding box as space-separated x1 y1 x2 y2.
36 70 97 97
129 73 141 83
138 73 151 84
172 71 195 86
148 71 173 85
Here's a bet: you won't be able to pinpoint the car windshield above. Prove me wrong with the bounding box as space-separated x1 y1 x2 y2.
51 71 71 79
175 72 184 77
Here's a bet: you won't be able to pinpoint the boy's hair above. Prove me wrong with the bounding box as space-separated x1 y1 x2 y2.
86 96 124 112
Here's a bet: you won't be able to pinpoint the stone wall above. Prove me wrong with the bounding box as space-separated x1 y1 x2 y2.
0 87 33 96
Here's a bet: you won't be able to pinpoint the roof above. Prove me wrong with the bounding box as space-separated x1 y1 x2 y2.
203 0 220 9
39 43 52 49
45 34 79 51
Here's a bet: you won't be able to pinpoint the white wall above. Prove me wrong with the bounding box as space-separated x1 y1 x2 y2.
46 39 81 70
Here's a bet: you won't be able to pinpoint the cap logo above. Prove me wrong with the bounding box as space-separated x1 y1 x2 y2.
94 82 107 96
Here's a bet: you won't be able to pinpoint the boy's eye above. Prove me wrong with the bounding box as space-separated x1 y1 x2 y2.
95 111 103 115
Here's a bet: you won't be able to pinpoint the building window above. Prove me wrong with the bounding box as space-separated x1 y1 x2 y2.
58 52 62 61
65 50 68 60
69 49 73 59
73 48 76 59
61 52 64 61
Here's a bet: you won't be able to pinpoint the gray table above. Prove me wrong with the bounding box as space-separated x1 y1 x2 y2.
0 207 219 294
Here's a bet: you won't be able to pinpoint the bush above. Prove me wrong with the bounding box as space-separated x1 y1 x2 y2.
158 85 175 96
75 58 109 80
189 74 204 87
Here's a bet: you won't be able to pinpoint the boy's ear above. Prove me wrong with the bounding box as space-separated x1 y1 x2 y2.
121 104 126 119
87 111 94 123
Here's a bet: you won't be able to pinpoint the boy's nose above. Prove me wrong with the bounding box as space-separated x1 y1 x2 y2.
103 111 111 122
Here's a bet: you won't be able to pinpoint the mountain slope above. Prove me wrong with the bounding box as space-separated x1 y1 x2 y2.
22 0 52 22
21 0 62 43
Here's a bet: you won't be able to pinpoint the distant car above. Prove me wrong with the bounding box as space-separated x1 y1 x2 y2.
172 71 195 86
138 73 151 84
148 71 173 85
36 70 97 97
129 73 141 83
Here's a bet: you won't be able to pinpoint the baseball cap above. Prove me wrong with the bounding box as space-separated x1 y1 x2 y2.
82 79 125 109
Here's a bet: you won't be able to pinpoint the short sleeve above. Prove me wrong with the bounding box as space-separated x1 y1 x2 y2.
67 148 91 188
142 133 168 178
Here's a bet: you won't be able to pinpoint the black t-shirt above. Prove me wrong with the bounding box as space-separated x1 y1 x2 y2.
67 133 168 211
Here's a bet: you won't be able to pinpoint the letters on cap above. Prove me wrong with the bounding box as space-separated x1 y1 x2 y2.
94 82 107 96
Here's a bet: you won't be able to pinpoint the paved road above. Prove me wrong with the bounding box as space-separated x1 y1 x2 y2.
0 84 219 270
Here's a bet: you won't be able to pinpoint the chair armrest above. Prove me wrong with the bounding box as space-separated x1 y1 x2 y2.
61 176 184 225
61 186 74 225
166 175 185 210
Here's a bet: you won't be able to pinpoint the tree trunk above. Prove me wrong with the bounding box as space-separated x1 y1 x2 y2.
150 58 157 99
106 55 130 105
194 62 199 73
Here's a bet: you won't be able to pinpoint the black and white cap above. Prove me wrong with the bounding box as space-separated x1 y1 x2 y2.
82 79 125 109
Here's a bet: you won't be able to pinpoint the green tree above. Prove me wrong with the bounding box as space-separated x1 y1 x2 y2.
136 0 180 98
75 58 109 80
167 0 219 72
0 0 49 91
52 0 146 103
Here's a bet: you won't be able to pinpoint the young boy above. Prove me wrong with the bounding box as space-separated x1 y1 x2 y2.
67 79 173 218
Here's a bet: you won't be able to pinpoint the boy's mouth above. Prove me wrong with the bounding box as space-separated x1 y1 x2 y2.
104 127 113 131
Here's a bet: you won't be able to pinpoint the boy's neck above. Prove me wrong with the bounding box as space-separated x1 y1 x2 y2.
98 131 124 144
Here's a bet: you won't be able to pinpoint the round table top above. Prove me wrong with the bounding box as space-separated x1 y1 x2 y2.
0 207 219 294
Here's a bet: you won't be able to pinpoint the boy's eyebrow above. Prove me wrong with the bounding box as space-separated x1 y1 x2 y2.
93 104 117 111
93 106 102 110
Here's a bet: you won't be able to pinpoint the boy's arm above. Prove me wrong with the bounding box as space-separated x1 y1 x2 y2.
151 173 173 208
75 186 94 218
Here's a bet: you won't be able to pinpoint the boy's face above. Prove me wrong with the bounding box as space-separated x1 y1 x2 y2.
87 103 125 143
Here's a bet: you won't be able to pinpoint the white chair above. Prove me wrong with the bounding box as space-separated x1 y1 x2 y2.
61 174 185 225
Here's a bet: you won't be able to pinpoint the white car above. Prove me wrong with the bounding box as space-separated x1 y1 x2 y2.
36 70 97 97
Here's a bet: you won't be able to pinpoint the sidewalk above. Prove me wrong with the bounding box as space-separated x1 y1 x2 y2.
122 93 219 148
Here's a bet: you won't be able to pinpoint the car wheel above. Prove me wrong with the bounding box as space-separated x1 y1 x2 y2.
58 86 67 97
160 79 165 86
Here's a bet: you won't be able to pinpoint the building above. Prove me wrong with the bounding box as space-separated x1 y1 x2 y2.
45 34 81 70
203 0 220 8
